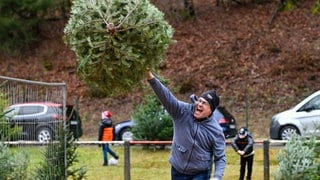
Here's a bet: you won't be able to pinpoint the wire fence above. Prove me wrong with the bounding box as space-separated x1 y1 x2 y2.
0 75 68 178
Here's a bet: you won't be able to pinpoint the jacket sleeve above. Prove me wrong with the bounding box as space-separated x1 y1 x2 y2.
148 76 184 119
231 136 239 151
243 136 254 154
212 132 227 180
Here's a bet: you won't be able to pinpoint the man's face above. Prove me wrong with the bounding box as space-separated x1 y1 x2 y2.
193 97 212 119
239 134 246 139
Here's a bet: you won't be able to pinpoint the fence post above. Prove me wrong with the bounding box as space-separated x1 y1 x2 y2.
124 141 130 180
263 140 270 180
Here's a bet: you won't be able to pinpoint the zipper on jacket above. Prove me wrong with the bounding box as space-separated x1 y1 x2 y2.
183 120 199 173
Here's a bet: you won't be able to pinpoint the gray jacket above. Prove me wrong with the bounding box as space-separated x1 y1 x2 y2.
148 77 226 179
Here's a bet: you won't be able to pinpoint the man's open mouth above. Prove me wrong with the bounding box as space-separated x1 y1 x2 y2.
195 107 203 113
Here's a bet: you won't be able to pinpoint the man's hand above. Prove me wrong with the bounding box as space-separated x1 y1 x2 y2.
237 150 245 156
146 70 154 80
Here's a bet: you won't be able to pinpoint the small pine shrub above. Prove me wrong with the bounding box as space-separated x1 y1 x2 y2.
35 125 86 179
274 134 320 180
132 94 173 141
0 143 29 180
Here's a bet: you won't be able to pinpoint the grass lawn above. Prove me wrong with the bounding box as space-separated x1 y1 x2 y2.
73 145 280 180
14 144 280 179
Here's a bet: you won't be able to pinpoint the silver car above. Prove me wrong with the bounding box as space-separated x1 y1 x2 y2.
270 90 320 140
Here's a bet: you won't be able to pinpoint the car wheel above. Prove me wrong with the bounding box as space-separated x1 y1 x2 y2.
280 125 299 140
120 128 133 141
37 127 52 143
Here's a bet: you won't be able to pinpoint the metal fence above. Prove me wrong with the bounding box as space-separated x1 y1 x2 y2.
75 139 291 180
0 75 67 179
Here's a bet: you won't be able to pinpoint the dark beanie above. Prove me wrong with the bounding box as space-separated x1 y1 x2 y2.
200 90 220 111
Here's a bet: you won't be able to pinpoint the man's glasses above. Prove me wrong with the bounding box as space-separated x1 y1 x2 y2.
197 98 210 107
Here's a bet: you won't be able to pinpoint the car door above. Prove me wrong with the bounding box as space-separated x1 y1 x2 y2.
297 94 320 137
12 105 44 139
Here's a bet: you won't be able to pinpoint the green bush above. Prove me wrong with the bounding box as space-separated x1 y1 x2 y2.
0 143 29 180
280 0 320 14
274 134 320 180
0 92 22 141
132 94 173 141
279 0 299 11
311 0 320 14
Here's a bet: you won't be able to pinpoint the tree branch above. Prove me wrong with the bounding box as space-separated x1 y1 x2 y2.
268 0 285 32
116 0 141 30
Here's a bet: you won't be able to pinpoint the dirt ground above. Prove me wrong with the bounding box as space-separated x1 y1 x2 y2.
1 0 319 139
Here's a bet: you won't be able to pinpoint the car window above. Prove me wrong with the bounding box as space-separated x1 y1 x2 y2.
47 106 61 114
300 95 320 111
19 105 44 115
5 107 18 117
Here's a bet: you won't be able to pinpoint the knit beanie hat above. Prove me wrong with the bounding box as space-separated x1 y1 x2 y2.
200 90 220 112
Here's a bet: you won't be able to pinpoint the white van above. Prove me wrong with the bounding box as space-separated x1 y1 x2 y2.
269 90 320 140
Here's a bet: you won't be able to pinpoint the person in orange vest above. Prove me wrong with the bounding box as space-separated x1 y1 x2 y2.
98 110 119 166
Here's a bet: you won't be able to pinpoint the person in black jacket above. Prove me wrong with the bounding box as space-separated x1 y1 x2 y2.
231 127 254 180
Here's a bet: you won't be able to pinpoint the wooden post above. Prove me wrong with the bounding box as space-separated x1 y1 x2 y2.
263 140 270 180
124 141 130 180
